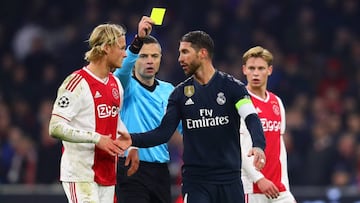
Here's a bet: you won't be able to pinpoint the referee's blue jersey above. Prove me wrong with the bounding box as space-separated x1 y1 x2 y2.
113 49 176 163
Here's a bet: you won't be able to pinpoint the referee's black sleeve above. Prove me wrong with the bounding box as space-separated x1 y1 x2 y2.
131 103 179 148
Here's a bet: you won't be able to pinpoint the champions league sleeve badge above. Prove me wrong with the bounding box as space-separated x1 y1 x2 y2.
184 85 195 97
57 96 70 108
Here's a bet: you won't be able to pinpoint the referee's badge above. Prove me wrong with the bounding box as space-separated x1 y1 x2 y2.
184 85 195 97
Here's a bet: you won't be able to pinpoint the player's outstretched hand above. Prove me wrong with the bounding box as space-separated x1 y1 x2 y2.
96 134 124 156
247 147 266 171
138 16 154 37
256 177 280 199
125 148 139 176
115 130 132 151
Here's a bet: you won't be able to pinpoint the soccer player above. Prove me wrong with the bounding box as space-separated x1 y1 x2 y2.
48 17 153 203
240 46 296 202
117 30 266 203
113 34 181 203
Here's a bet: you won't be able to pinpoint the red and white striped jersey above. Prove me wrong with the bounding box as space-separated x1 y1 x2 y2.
240 90 290 194
52 67 124 186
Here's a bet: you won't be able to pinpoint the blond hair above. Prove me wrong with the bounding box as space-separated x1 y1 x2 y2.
242 46 273 66
84 24 126 62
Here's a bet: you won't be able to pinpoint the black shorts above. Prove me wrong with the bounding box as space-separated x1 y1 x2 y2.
181 180 244 203
116 157 171 203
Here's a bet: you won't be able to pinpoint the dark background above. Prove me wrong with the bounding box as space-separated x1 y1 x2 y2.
0 0 360 202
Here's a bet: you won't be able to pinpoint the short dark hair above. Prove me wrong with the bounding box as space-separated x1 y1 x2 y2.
180 31 214 58
143 35 159 45
141 35 162 53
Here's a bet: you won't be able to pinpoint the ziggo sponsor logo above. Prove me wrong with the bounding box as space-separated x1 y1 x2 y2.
260 118 281 132
97 104 119 118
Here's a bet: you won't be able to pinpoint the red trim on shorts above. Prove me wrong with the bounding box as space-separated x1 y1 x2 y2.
70 182 78 203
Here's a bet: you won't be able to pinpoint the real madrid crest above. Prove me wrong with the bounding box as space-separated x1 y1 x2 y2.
216 92 226 105
184 85 195 97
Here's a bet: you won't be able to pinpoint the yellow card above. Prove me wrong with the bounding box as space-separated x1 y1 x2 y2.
150 8 166 25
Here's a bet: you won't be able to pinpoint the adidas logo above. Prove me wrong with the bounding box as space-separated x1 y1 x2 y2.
185 98 194 105
94 91 102 98
256 107 262 113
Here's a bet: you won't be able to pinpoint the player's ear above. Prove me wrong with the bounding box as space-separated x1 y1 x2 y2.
102 44 111 55
199 48 208 59
242 65 247 75
268 65 273 76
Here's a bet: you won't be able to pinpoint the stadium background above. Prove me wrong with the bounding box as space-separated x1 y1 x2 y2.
0 0 360 202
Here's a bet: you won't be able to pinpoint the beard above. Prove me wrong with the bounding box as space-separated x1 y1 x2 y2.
184 61 201 77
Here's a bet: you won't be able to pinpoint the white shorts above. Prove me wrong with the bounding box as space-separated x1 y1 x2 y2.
62 182 115 203
245 191 296 203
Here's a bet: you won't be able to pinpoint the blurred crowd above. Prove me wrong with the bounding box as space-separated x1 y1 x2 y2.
0 0 360 191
